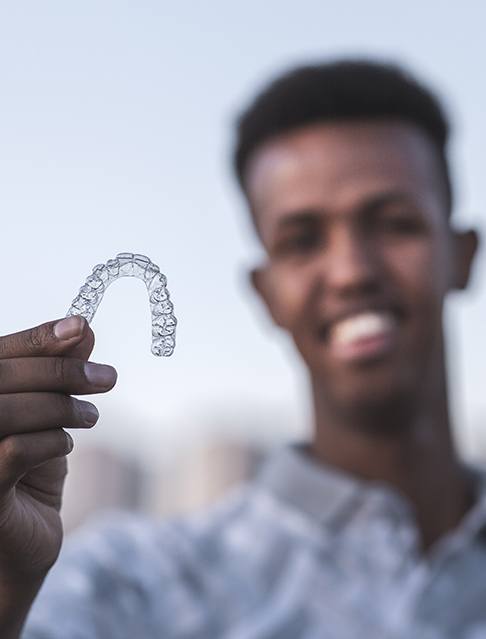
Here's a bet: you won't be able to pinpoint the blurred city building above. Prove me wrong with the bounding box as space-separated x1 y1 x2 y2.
62 446 147 533
149 437 266 517
62 436 267 532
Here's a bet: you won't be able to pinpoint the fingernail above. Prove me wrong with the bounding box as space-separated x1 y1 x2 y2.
84 362 117 388
54 316 85 341
78 400 99 426
65 432 75 452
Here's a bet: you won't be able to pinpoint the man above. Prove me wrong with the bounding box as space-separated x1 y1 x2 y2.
0 59 484 638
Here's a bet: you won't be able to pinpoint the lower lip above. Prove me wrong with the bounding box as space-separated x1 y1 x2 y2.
329 329 397 363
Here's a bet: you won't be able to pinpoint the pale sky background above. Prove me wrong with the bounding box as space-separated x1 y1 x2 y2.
0 2 485 463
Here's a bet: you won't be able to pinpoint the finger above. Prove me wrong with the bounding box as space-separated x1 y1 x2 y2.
0 429 73 490
0 358 117 395
63 321 95 361
0 393 99 436
0 317 93 360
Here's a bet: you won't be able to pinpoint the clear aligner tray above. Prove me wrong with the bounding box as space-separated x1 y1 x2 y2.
67 252 177 356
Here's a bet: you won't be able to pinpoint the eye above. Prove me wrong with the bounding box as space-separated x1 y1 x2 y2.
378 212 424 235
275 231 319 256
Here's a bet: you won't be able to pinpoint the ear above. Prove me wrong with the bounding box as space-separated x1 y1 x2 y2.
450 229 480 291
249 266 285 328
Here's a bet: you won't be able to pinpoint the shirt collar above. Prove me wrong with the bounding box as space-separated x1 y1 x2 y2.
256 443 486 548
455 465 486 542
256 442 413 532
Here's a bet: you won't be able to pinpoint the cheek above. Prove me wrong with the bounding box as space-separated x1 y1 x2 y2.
384 239 450 315
268 265 313 330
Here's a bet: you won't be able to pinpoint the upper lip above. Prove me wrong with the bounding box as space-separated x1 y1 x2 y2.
317 302 404 340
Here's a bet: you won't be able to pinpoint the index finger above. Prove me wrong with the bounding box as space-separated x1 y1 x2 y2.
0 317 94 360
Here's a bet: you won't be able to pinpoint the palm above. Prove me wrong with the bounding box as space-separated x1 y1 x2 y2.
0 322 96 579
2 331 96 573
1 457 67 574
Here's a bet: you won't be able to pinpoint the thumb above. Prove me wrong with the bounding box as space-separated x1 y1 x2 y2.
0 316 95 360
63 319 95 360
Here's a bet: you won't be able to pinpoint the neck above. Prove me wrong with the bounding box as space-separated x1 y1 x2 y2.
309 360 474 551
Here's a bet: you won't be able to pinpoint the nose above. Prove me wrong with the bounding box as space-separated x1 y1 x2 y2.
318 224 380 297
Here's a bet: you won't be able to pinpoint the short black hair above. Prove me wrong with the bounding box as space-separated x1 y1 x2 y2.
234 59 452 212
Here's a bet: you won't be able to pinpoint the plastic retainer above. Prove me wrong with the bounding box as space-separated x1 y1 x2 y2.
66 252 177 356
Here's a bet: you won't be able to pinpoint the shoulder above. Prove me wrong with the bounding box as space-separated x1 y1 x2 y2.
57 474 314 590
23 466 322 637
48 482 266 583
24 488 256 638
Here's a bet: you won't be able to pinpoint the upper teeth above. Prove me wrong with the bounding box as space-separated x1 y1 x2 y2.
330 311 395 346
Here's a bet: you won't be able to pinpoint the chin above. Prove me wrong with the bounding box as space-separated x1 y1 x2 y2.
336 385 419 434
316 363 421 433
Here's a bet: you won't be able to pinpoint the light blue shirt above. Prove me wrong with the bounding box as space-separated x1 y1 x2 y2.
23 445 486 638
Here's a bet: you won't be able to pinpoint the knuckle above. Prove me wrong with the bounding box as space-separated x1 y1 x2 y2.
0 334 10 358
52 357 68 386
0 436 27 470
0 395 13 426
0 323 53 360
48 358 84 390
54 393 75 421
24 326 45 355
73 359 88 387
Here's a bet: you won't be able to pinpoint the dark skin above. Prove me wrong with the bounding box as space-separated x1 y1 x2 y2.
245 120 479 551
0 317 117 637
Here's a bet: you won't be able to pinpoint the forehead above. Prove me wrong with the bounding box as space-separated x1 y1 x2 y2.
245 120 446 236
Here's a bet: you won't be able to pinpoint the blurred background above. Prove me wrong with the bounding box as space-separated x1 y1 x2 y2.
0 1 485 531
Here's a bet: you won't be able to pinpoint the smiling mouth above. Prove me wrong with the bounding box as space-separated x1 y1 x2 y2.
319 310 401 363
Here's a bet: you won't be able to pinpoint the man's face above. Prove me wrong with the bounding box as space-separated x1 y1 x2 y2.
245 121 477 415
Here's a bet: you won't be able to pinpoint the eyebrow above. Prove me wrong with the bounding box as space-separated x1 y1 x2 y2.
273 190 418 231
358 190 417 215
275 210 320 231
